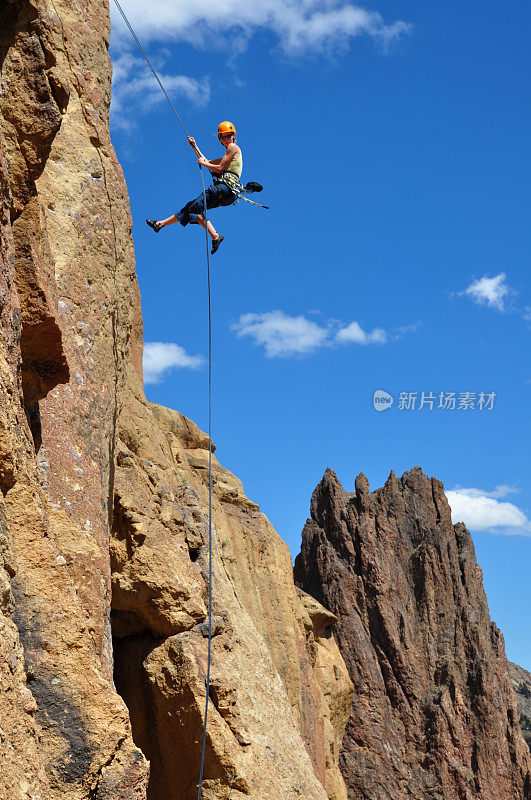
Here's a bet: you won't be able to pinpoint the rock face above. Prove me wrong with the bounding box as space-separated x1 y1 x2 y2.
111 385 352 800
1 0 148 795
510 663 531 749
0 1 351 799
294 468 531 800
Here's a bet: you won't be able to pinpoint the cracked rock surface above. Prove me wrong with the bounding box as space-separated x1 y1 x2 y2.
1 0 147 795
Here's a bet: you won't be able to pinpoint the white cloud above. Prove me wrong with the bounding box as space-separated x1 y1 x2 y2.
110 0 411 56
447 485 531 535
143 341 205 384
460 273 512 311
110 50 209 130
231 311 405 357
336 321 387 345
231 311 329 358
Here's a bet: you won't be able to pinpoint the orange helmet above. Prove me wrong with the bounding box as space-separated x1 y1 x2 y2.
218 120 236 139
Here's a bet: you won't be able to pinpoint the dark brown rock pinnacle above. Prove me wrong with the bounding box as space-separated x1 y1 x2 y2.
294 466 531 800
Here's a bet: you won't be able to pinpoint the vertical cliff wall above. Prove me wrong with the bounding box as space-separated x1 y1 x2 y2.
0 0 148 795
294 467 531 800
0 1 351 798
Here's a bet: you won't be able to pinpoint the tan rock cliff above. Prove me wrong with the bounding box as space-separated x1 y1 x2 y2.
111 380 352 800
1 0 147 795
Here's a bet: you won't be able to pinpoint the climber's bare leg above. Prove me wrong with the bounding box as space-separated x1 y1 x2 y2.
196 214 219 240
157 214 179 228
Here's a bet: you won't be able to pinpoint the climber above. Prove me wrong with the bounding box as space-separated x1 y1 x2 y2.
146 121 262 255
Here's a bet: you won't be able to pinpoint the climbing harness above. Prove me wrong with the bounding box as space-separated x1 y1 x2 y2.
111 2 214 798
214 172 270 209
216 171 242 193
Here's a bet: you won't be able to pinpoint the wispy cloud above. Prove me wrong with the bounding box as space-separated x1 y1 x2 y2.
231 311 415 358
110 0 411 57
447 484 531 535
143 341 205 384
459 273 512 312
392 321 422 340
483 484 520 499
110 50 210 130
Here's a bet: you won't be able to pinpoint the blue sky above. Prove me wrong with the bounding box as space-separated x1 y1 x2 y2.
109 1 530 668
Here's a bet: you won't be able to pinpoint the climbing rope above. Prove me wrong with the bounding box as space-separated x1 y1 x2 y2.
111 2 213 797
112 0 190 137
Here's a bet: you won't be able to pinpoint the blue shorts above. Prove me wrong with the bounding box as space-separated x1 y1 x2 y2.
176 183 237 227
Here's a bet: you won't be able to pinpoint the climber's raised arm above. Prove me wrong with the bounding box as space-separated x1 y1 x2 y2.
198 143 239 175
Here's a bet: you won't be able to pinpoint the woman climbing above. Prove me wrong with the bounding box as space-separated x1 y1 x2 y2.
146 121 244 255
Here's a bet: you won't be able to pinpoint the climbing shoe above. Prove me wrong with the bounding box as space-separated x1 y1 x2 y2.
146 218 162 233
211 235 224 255
244 181 263 193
